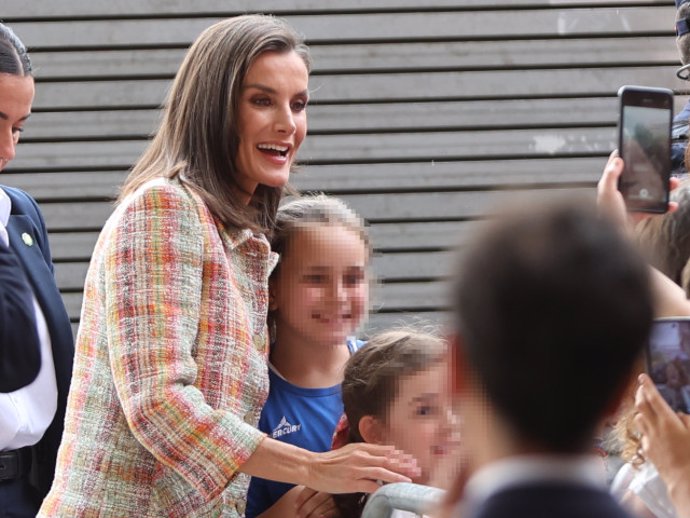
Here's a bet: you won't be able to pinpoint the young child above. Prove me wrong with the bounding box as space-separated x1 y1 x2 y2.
245 194 370 518
332 330 459 518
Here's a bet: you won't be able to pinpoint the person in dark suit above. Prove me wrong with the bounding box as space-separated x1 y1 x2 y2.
448 196 654 518
0 23 74 517
0 239 41 392
672 0 690 177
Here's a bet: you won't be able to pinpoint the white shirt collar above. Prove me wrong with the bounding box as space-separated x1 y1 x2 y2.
463 454 606 505
0 187 11 246
0 187 10 227
0 185 59 450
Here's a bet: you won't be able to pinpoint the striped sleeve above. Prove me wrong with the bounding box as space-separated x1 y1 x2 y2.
104 184 265 499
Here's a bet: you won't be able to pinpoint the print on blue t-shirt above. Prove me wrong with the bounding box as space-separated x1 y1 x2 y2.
245 339 363 518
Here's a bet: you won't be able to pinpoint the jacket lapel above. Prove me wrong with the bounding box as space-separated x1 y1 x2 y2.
6 214 63 333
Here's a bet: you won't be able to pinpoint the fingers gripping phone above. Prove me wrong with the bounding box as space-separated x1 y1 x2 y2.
617 85 673 213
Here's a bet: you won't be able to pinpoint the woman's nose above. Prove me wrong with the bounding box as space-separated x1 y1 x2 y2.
274 105 296 135
0 129 17 167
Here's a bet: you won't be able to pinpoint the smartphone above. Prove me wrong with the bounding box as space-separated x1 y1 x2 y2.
646 318 690 414
617 85 673 213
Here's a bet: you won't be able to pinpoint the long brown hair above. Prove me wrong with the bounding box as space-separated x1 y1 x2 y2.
118 15 311 234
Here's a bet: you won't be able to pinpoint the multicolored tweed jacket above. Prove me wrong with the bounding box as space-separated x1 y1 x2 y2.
39 178 277 517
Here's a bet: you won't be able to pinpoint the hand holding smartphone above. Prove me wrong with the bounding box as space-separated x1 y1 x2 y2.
617 85 673 213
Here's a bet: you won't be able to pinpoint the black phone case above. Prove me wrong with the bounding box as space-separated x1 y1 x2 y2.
617 85 673 214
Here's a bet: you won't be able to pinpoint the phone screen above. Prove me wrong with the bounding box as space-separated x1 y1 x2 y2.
618 86 673 213
647 319 690 414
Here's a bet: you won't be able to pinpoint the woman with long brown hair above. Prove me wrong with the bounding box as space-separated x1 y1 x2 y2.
39 15 417 517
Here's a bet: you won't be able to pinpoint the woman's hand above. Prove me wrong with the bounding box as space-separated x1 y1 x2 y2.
634 373 690 516
307 442 420 494
241 437 419 497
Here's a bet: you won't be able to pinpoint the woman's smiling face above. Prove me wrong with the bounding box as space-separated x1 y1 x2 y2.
234 50 309 199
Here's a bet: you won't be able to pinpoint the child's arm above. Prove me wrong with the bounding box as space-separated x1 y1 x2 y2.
619 491 659 518
295 487 339 518
257 485 339 518
255 487 300 518
650 267 690 318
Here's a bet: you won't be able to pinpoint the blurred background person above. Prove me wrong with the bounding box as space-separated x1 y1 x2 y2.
673 0 690 176
449 197 653 518
0 22 74 517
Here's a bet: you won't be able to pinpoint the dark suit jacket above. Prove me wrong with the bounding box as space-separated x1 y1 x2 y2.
0 240 41 392
464 482 634 518
3 185 74 500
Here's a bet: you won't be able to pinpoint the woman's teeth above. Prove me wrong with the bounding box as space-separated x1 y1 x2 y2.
257 143 288 157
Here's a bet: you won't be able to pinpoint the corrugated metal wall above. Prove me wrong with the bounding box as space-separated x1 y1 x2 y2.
2 0 685 334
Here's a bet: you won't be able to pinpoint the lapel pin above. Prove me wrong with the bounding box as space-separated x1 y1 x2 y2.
21 233 33 247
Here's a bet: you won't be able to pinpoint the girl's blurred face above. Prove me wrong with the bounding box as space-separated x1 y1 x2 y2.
0 73 34 171
235 50 309 198
380 362 459 484
271 224 369 348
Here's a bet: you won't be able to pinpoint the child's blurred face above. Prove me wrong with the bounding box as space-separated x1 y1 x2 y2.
381 362 458 484
271 224 368 346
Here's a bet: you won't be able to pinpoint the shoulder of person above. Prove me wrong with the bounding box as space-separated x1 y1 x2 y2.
116 177 213 226
121 176 192 205
2 184 42 219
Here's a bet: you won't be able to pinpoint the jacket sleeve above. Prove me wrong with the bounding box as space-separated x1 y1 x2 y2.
0 241 41 392
103 184 266 499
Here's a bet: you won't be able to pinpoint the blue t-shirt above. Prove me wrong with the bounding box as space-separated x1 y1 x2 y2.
245 339 363 518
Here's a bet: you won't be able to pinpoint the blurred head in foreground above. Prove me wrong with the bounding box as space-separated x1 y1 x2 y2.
452 198 653 456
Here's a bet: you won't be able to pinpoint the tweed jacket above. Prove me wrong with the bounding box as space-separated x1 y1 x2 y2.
39 178 277 517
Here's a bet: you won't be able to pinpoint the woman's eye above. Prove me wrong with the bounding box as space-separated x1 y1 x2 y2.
252 97 271 107
291 99 308 112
